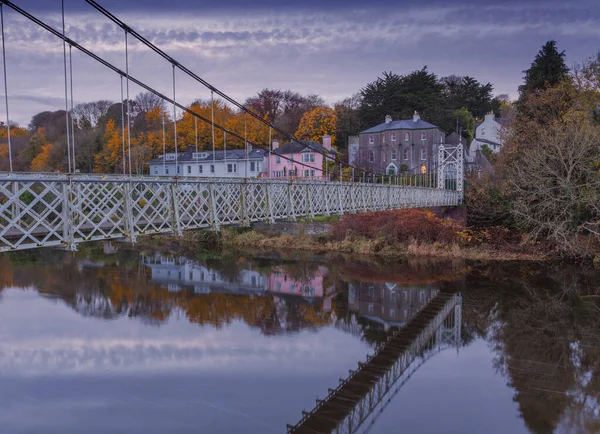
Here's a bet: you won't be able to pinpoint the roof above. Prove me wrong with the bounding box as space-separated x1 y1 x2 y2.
445 132 467 145
471 137 502 147
273 140 333 155
360 118 439 134
149 147 266 165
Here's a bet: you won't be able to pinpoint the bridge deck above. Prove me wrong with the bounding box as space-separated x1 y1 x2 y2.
289 293 457 434
0 175 460 252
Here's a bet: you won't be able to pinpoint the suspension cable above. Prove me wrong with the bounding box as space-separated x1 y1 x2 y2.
172 64 177 173
84 0 369 179
211 90 215 177
0 0 352 178
61 0 71 173
119 75 125 175
69 44 76 171
124 30 131 175
0 4 12 172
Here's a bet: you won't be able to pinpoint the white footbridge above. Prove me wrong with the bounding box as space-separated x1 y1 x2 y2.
0 173 461 252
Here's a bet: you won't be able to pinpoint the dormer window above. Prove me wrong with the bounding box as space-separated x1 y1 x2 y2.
165 154 176 161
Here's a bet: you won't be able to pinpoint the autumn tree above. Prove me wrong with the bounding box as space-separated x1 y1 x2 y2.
295 106 337 144
93 119 125 173
334 93 361 150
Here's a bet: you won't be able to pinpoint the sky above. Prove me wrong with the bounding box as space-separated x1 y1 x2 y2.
1 0 599 127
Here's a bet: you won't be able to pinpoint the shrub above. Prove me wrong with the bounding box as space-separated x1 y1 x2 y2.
330 209 461 245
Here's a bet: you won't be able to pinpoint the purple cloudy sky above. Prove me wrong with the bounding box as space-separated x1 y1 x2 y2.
2 0 599 126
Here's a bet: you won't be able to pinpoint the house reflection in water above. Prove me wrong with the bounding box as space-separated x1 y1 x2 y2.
141 255 334 311
142 254 266 295
266 266 335 312
348 282 438 331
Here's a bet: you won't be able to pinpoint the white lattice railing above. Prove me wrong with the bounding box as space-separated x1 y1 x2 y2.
0 173 461 252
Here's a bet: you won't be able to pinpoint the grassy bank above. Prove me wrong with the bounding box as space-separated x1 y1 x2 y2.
134 209 553 262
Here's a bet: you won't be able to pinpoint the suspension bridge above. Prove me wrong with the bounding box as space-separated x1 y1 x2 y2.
0 0 464 253
287 292 462 434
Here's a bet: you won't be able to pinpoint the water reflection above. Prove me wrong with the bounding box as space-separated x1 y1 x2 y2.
1 245 600 433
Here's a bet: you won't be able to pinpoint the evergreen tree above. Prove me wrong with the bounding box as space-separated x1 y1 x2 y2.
518 40 569 101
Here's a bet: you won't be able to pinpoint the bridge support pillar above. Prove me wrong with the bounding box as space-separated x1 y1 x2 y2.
61 181 76 251
208 183 220 231
123 182 137 245
286 182 296 222
170 183 182 236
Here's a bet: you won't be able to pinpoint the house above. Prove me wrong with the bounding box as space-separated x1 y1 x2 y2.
148 145 267 178
356 112 446 175
469 112 505 156
265 135 336 180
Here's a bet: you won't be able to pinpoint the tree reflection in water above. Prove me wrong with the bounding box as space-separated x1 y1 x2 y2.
1 245 600 432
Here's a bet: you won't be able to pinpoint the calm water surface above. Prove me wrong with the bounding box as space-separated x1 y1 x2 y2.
1 244 599 434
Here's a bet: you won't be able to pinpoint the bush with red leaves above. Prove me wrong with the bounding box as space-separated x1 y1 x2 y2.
330 209 461 245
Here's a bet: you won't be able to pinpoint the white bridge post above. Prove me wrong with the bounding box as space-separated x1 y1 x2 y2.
123 181 137 244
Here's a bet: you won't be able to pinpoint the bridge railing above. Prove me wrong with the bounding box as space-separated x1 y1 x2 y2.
0 174 461 252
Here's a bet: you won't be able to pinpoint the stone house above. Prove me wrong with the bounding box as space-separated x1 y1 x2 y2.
355 112 446 175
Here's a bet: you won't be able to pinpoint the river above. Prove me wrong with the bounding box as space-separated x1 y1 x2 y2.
1 243 599 433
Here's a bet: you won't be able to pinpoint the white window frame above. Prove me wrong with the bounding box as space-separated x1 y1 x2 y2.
403 148 409 160
391 132 397 142
227 163 237 173
165 167 169 175
421 131 427 141
187 165 191 174
154 168 158 175
420 148 427 161
250 161 256 172
369 150 374 163
369 135 374 145
404 132 410 142
276 155 281 164
210 165 215 173
198 165 203 174
391 149 397 161
302 153 315 163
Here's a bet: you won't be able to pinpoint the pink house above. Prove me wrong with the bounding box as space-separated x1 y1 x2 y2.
265 136 335 180
266 266 336 311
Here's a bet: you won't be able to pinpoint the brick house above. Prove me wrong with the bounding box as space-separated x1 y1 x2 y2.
353 112 446 175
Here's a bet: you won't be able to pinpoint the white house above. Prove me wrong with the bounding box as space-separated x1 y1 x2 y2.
469 112 505 156
149 145 267 178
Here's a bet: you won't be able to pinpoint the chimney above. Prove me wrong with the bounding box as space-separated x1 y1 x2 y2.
384 115 392 124
484 111 495 123
322 135 332 150
272 139 279 150
246 141 252 153
413 111 420 123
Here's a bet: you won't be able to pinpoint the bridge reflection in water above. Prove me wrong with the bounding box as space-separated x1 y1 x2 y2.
288 292 462 434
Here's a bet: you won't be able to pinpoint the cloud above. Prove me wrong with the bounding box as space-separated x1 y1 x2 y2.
0 0 598 126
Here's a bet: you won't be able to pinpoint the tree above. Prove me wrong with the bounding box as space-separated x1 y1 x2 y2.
518 40 569 103
134 91 166 114
442 75 495 118
295 106 337 144
452 107 475 143
30 143 54 172
73 100 113 130
334 93 361 150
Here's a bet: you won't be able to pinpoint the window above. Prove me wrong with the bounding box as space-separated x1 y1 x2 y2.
177 166 180 174
391 132 397 142
273 170 284 177
420 164 427 174
403 148 409 160
303 169 315 177
481 128 485 137
390 309 396 318
302 153 315 163
368 304 374 313
420 148 427 160
420 291 425 303
289 169 296 176
421 131 427 141
193 152 208 159
154 168 158 175
404 132 410 142
381 132 385 142
382 151 386 162
276 155 281 164
165 154 176 161
189 271 193 280
187 165 191 174
210 165 215 173
391 149 397 160
369 150 375 163
227 163 237 173
200 272 205 281
198 165 203 174
276 282 282 291
166 168 170 175
369 135 374 145
250 161 256 172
